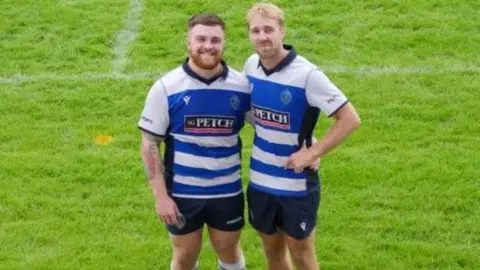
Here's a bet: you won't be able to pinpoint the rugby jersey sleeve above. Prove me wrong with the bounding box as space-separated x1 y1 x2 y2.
137 79 169 137
305 68 349 117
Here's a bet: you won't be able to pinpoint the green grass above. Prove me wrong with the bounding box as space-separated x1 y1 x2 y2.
1 0 479 269
0 0 130 76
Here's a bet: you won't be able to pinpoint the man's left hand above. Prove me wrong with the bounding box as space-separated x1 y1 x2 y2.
285 146 318 173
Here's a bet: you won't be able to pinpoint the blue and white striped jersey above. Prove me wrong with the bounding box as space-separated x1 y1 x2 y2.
138 60 251 199
243 45 349 197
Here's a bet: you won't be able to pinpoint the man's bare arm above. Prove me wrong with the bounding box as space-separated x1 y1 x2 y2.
141 132 168 198
141 131 180 225
310 102 361 159
285 103 360 171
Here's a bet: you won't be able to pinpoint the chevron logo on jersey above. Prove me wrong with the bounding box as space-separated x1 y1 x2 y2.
252 105 290 130
184 115 235 133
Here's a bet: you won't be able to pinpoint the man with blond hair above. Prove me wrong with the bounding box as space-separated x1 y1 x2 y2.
138 13 249 270
243 3 361 270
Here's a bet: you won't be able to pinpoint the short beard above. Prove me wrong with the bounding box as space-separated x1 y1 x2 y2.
256 45 280 60
189 49 223 70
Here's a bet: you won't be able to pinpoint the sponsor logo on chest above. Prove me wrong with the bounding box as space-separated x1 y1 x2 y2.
252 105 290 130
184 115 235 133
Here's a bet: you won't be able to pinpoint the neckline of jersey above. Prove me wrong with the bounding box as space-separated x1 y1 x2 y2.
257 44 297 76
182 58 229 85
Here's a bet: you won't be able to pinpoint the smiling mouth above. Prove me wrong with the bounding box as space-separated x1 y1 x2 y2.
200 51 217 56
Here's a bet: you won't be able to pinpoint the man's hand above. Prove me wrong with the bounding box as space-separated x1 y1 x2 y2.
309 156 321 170
155 194 180 225
308 137 321 170
285 145 318 173
141 132 181 225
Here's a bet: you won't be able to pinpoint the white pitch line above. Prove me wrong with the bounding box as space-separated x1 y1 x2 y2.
1 66 480 84
112 0 144 74
0 72 161 84
325 65 480 74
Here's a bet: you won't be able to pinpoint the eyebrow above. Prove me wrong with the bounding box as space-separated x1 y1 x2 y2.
194 35 222 39
251 25 274 29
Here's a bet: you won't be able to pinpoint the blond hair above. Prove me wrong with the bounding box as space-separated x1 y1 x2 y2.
246 2 284 27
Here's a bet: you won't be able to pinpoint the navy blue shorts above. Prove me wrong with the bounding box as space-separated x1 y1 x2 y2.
166 193 245 235
247 185 320 240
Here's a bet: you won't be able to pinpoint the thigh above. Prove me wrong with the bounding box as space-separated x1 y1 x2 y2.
284 228 316 252
278 188 320 240
284 229 318 270
170 228 203 261
208 226 242 248
166 196 206 235
207 225 242 262
205 193 245 232
258 230 288 253
247 186 279 235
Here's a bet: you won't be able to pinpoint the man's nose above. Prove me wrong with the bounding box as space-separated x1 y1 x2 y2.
203 41 214 49
257 32 268 41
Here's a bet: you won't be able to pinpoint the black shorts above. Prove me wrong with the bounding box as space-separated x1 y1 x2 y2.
247 185 320 240
166 193 245 235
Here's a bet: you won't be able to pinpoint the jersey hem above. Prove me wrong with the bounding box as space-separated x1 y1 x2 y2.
171 190 242 199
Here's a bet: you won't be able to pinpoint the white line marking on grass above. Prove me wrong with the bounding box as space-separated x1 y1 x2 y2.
0 72 162 84
325 65 480 75
112 0 144 74
1 66 480 84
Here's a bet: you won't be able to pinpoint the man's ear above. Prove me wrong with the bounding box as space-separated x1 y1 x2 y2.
280 26 286 38
185 31 191 48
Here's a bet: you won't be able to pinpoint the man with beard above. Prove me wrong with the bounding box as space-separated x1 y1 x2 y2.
138 14 249 270
242 3 361 270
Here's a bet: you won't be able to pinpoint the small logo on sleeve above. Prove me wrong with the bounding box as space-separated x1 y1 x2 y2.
141 116 153 124
327 94 339 104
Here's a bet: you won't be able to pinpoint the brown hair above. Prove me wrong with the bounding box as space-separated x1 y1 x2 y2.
188 13 225 31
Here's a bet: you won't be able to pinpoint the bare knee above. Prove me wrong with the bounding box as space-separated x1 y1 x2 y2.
212 238 239 258
263 240 287 261
259 232 292 270
172 247 199 269
291 248 318 270
171 231 202 270
209 228 242 263
290 247 315 267
286 234 318 270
